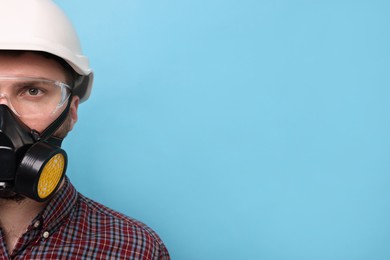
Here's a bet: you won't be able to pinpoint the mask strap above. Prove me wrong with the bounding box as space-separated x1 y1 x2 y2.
33 95 73 144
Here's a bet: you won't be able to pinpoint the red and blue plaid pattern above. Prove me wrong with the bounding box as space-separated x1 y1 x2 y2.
0 177 170 259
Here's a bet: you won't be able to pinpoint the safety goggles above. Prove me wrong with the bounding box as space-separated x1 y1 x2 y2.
0 76 71 118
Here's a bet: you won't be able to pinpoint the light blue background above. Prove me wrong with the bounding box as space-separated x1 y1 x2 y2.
55 1 390 259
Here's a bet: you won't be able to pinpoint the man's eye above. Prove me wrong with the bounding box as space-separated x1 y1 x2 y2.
27 87 41 96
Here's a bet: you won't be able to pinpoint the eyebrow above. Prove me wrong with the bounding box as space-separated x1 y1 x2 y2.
0 78 53 91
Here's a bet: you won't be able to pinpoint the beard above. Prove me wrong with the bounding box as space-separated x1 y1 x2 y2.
0 190 25 202
53 109 72 139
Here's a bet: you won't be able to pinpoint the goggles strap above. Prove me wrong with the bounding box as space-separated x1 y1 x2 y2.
33 95 73 144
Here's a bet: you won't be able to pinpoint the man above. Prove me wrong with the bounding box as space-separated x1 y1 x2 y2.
0 0 170 259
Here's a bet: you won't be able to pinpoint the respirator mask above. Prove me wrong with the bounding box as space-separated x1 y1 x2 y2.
0 76 72 202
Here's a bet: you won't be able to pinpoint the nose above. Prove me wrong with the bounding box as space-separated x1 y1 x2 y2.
0 94 20 117
0 93 10 106
0 93 12 107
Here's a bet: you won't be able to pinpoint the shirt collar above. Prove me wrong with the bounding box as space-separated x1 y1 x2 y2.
38 176 78 232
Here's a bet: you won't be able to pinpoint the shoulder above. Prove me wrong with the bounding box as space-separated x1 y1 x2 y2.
66 192 170 259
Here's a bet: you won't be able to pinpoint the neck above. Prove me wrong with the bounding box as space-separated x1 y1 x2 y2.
0 197 46 254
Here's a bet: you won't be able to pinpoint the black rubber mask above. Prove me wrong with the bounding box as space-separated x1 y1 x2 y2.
0 102 70 202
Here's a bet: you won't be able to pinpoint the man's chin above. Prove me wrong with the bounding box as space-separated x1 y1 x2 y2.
0 190 26 202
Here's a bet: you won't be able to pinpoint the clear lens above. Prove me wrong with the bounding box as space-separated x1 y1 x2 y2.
0 76 71 117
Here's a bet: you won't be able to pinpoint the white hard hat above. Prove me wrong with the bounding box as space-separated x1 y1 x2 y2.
0 0 93 102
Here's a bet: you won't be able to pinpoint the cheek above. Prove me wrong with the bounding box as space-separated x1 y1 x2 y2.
21 117 56 133
19 104 69 133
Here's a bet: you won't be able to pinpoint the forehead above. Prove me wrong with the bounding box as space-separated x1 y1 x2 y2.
0 52 67 82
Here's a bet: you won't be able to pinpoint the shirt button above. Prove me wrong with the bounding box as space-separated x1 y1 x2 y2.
33 221 41 228
43 231 50 239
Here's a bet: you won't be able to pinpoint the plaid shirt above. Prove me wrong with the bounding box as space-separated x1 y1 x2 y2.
0 177 170 259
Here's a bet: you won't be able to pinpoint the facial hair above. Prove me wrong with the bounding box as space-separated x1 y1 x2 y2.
0 190 25 202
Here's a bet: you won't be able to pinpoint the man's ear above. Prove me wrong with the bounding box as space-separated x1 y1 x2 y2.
69 95 80 131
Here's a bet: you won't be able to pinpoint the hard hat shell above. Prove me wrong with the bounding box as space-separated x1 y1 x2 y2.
0 0 93 102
